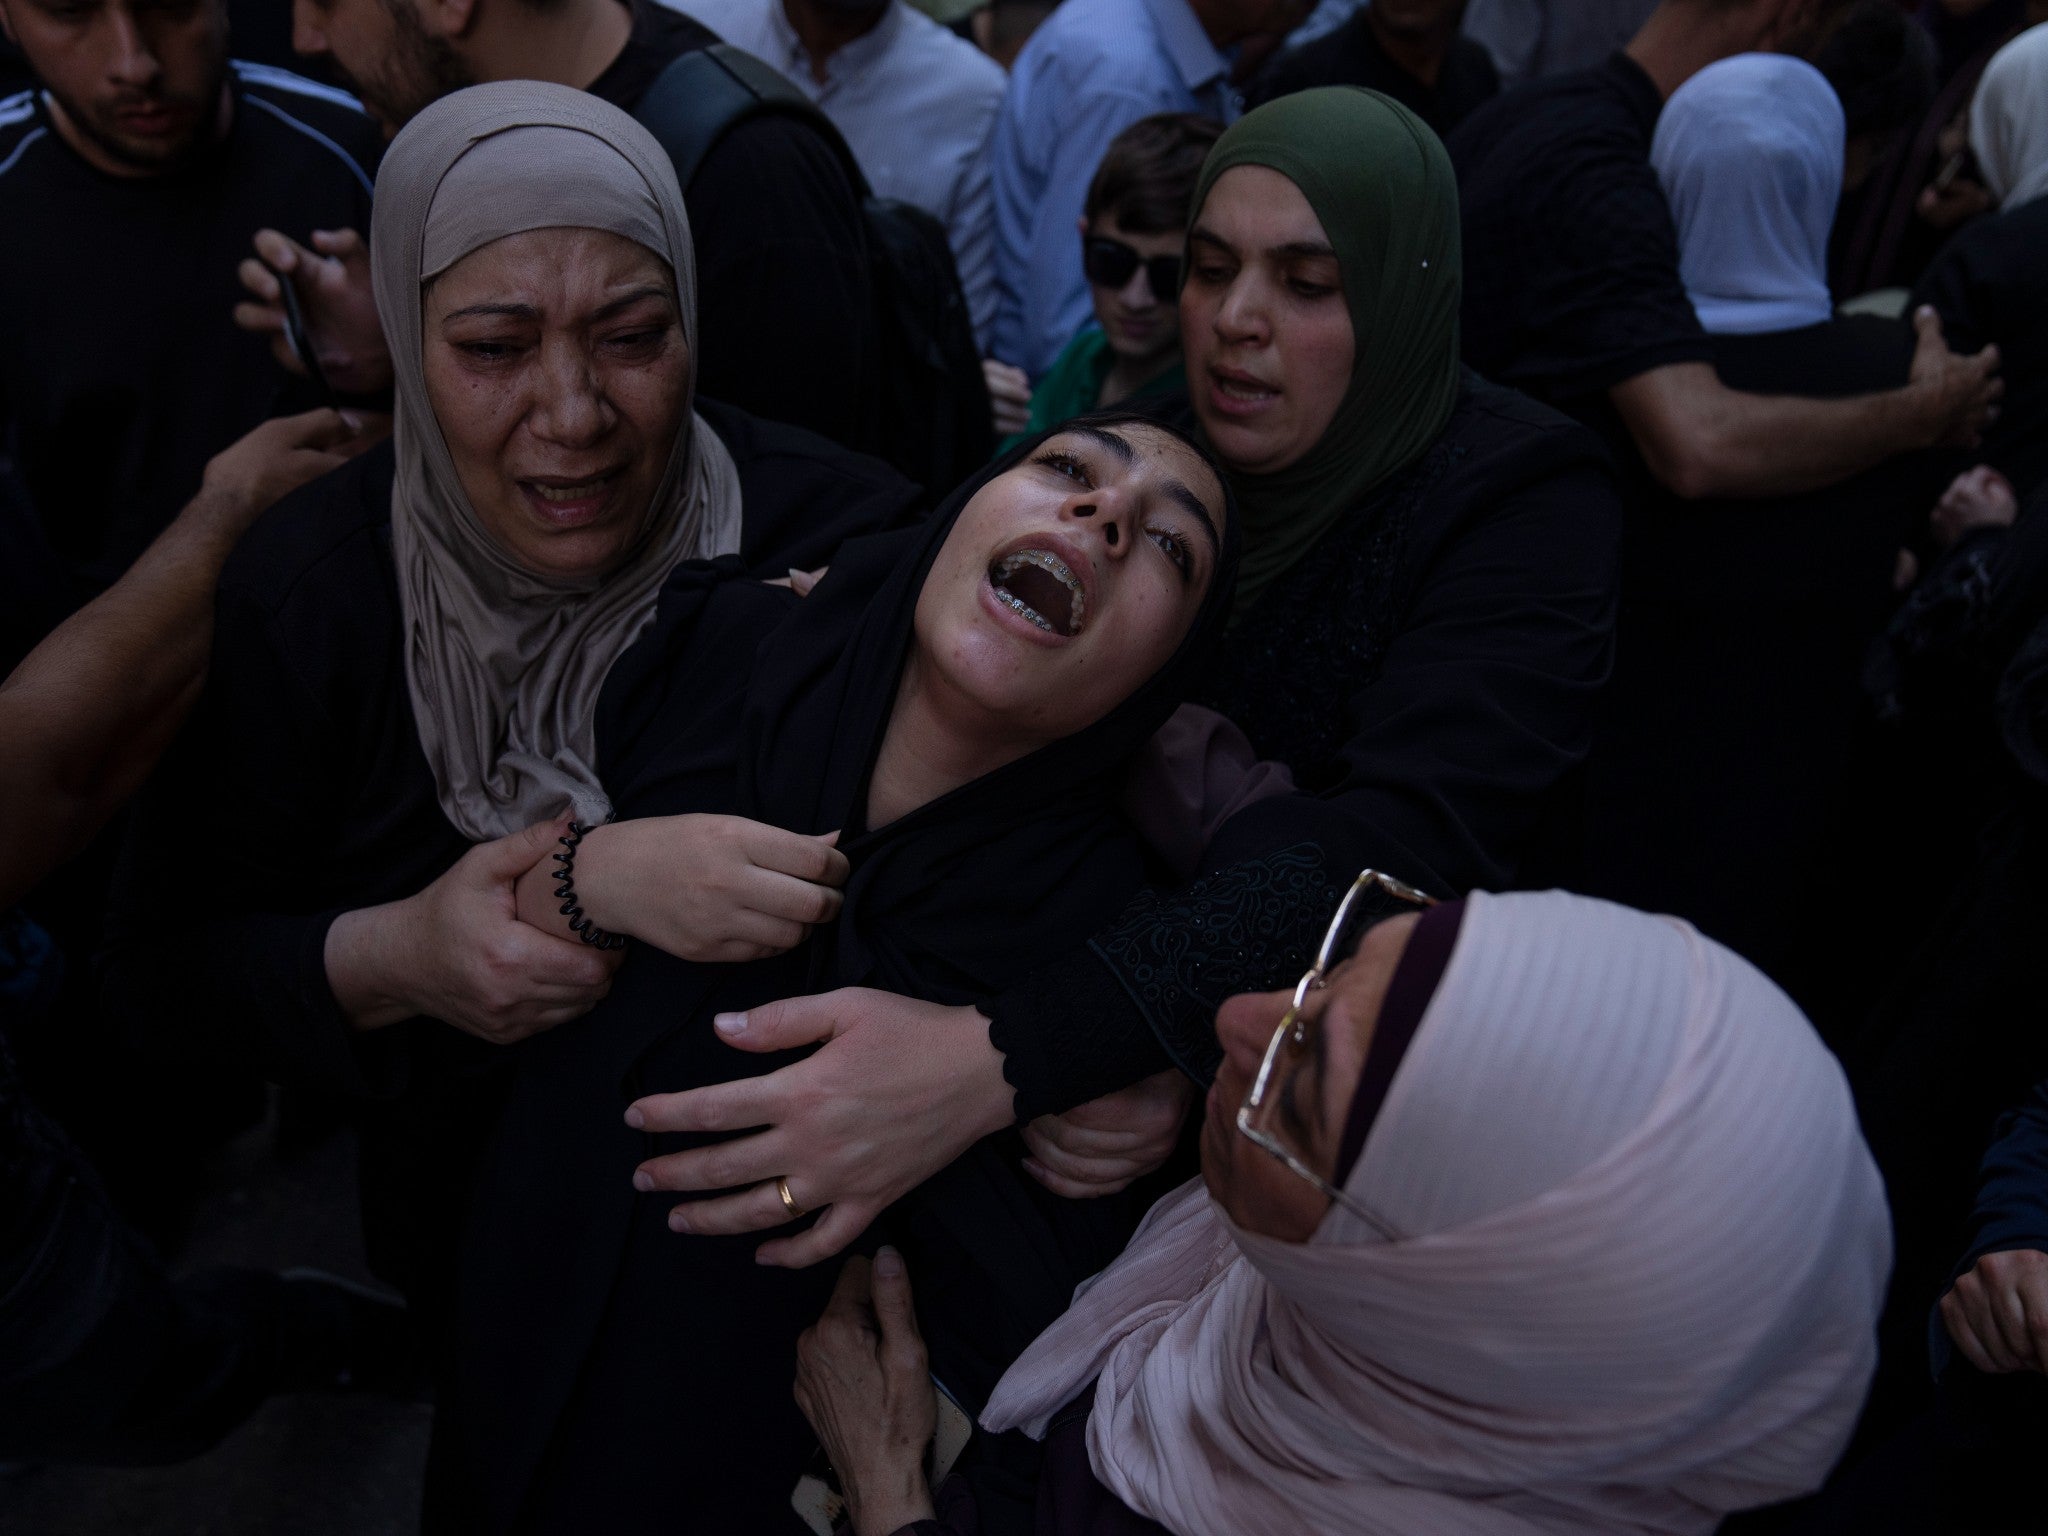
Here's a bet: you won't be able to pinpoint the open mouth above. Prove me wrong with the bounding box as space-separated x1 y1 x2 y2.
1211 368 1279 404
988 548 1086 637
518 472 621 526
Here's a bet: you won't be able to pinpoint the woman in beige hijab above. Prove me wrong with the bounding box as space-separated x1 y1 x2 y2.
103 80 919 1319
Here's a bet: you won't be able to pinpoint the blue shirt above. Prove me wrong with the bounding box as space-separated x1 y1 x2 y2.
989 0 1241 377
667 0 1006 346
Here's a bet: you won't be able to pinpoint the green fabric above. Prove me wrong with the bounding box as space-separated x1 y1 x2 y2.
1191 88 1463 621
996 328 1187 456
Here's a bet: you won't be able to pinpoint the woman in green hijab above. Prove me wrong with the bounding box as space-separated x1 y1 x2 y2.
616 97 1629 1442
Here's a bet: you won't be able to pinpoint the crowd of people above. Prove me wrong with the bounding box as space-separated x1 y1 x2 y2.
1 0 2044 1531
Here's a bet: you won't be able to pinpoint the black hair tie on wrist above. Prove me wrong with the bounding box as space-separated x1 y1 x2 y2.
552 820 628 951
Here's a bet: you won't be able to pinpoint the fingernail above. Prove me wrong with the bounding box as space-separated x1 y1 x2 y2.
669 1208 692 1233
633 1169 653 1193
875 1245 904 1278
340 409 363 434
623 1104 644 1130
714 1012 747 1037
1022 1158 1046 1179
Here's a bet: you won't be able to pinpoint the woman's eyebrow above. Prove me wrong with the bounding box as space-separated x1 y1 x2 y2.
441 302 537 323
1272 240 1339 262
1161 480 1221 555
592 287 675 319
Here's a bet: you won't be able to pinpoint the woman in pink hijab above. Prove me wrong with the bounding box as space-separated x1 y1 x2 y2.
791 883 1892 1536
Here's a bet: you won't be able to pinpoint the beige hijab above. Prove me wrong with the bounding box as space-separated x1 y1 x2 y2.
370 81 742 841
985 891 1889 1534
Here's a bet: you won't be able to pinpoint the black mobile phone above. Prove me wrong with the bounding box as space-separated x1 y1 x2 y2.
267 260 338 407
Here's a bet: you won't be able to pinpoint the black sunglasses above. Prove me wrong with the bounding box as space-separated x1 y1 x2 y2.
1081 236 1180 300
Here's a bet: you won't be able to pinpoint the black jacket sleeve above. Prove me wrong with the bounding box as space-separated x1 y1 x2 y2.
685 116 879 454
986 457 1620 1114
100 513 447 1101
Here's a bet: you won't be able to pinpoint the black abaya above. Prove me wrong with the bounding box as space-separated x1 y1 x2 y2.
433 419 1241 1535
101 402 923 1321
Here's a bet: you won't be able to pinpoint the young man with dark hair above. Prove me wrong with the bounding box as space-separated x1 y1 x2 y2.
0 0 379 661
1249 0 1500 136
1448 0 2003 502
250 0 880 456
984 111 1221 441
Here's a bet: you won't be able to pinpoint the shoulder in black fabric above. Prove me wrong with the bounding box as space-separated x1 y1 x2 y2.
1087 842 1340 1080
1199 419 1463 787
735 413 1242 1004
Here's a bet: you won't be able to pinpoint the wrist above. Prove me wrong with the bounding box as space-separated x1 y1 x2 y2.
848 1462 936 1536
325 901 418 1031
961 1006 1015 1135
564 820 638 938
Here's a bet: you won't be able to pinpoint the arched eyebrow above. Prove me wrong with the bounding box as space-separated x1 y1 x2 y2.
1188 225 1337 264
1067 423 1221 556
439 287 673 324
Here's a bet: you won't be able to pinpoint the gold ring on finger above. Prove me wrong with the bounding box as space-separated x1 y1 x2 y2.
776 1175 809 1221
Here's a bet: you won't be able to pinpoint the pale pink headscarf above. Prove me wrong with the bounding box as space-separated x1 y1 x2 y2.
982 890 1891 1535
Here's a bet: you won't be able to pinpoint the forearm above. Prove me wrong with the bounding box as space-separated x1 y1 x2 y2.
1622 366 1939 501
0 492 243 905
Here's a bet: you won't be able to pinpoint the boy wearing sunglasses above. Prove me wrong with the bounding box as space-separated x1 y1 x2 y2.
986 112 1221 448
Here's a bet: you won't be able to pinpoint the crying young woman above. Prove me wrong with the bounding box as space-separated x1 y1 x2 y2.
432 408 1237 1534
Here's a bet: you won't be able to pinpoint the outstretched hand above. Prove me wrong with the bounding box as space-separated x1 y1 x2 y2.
625 987 1014 1266
234 228 393 395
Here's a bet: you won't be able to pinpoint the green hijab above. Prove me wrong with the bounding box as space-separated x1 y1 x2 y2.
1189 88 1463 621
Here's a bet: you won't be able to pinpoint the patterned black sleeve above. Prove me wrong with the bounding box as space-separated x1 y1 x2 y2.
985 845 1339 1118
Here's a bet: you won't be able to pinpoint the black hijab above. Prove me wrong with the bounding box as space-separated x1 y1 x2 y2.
734 411 1241 1001
448 415 1239 1527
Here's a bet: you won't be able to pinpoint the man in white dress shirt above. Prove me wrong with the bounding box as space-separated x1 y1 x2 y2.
668 0 1006 346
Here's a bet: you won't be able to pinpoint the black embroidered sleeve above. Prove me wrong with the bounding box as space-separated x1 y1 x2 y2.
984 845 1339 1118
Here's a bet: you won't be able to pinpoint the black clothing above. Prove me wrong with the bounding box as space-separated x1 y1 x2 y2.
1249 15 1500 137
101 403 921 1315
1837 492 2048 1450
1448 53 1712 414
1914 194 2048 499
984 376 1620 1111
1578 316 1946 1002
1 914 404 1464
898 1386 1168 1536
0 64 379 664
587 0 880 457
436 418 1240 1535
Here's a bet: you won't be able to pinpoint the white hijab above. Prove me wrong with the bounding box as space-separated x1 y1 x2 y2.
983 891 1891 1535
1652 54 1844 335
370 82 743 842
1971 22 2048 211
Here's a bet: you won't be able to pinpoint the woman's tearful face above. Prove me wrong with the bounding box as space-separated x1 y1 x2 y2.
421 227 689 581
911 422 1226 745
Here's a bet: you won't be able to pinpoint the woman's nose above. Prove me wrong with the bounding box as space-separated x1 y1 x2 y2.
1214 278 1268 345
1216 990 1290 1079
528 346 613 447
1063 485 1134 557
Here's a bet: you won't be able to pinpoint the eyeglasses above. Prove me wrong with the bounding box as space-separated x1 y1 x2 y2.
1081 235 1181 301
1236 868 1436 1223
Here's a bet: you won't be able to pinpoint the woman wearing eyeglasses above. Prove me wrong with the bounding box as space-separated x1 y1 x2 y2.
793 881 1891 1536
985 114 1223 449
